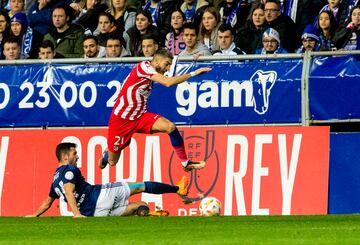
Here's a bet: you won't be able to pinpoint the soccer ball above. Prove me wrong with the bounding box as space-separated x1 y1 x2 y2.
199 197 222 216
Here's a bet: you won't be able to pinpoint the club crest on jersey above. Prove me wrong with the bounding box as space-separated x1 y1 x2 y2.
114 145 119 151
65 171 74 180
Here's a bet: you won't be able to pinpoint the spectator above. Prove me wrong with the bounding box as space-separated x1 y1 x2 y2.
180 0 209 25
317 10 337 50
293 0 326 40
10 12 35 58
73 0 108 34
0 10 10 59
199 6 222 53
127 0 143 9
43 6 85 58
178 21 211 56
28 0 72 55
2 36 20 59
141 33 159 57
255 27 288 54
235 3 266 54
7 0 24 18
105 34 130 57
83 34 105 58
143 0 180 44
165 8 186 55
107 0 136 35
123 9 159 56
219 0 251 30
38 40 55 59
264 0 297 52
96 12 119 47
317 0 349 26
296 24 321 53
213 24 246 55
333 5 360 50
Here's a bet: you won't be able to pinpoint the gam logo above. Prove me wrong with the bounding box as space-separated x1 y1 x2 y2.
251 70 277 115
175 69 278 117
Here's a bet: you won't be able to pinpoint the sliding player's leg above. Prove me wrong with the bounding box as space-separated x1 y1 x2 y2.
128 175 189 196
122 202 149 216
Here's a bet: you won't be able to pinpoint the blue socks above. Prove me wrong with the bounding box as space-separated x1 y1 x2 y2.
144 181 178 194
103 150 109 162
169 128 184 147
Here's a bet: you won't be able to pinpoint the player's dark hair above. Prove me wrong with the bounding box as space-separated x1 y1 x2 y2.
56 142 77 161
153 48 173 60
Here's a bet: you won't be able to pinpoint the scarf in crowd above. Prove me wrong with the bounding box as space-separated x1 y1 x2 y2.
166 32 185 55
143 0 160 26
284 0 299 22
22 27 33 59
344 31 360 51
224 1 241 28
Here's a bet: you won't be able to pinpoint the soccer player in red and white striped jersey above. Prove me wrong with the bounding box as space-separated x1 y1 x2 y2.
99 49 211 172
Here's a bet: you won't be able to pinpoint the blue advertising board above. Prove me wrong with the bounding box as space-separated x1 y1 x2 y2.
0 60 302 127
329 132 360 214
309 55 360 121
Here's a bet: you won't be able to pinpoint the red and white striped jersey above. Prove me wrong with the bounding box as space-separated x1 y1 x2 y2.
112 61 158 120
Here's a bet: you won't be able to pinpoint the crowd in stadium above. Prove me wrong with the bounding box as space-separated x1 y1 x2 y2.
0 0 359 60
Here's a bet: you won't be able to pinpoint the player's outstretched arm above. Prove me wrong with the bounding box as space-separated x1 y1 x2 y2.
64 183 86 218
26 196 56 217
151 67 212 87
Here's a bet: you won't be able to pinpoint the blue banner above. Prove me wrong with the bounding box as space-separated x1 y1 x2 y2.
329 132 360 214
0 60 302 127
309 55 360 121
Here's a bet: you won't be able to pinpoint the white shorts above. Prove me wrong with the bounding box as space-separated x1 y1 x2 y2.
93 181 131 216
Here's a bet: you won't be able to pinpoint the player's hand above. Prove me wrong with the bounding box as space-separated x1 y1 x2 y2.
73 214 86 218
194 67 212 76
193 53 203 60
25 214 37 218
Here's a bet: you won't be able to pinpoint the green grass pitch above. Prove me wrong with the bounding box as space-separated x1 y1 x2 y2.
0 215 359 244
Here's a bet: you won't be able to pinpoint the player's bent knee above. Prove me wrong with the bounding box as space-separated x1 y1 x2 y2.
167 122 176 134
136 203 149 216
